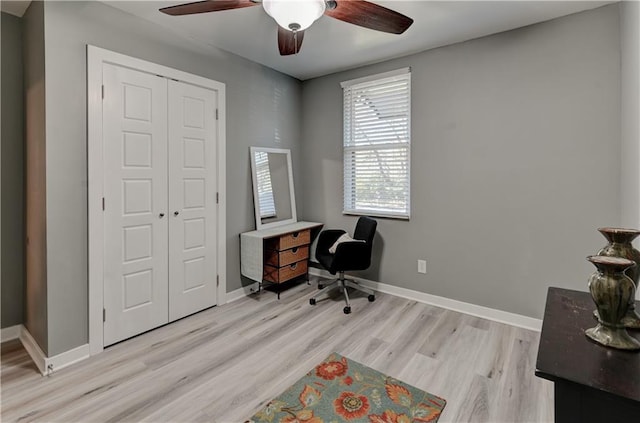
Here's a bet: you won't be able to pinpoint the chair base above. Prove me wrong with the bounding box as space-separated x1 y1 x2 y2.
310 271 375 314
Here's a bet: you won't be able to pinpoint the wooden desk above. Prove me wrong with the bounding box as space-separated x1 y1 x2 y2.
535 287 640 422
240 221 322 298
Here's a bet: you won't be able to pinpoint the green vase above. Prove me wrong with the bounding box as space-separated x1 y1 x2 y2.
585 255 640 350
597 227 640 329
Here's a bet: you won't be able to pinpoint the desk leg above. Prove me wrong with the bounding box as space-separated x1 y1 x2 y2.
554 381 581 423
554 380 640 423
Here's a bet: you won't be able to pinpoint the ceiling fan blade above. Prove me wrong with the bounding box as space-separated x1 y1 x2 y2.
159 0 258 16
325 0 413 34
278 27 305 56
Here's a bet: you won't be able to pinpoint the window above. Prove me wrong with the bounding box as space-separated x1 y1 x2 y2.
342 68 411 219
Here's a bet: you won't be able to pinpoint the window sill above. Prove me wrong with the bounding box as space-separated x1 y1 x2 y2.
343 211 410 221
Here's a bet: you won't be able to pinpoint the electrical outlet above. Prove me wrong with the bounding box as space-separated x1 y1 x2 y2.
418 259 427 274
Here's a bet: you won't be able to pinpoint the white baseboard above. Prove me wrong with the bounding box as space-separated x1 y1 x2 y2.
19 326 47 374
46 344 91 374
1 324 22 342
309 269 542 332
226 282 260 303
19 327 90 375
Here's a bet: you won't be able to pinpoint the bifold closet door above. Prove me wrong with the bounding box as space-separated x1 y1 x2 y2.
168 80 218 321
103 64 169 346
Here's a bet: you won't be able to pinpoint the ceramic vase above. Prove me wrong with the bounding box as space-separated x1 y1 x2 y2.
597 227 640 329
585 255 640 350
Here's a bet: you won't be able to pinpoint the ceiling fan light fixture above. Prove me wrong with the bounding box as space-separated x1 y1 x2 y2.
263 0 326 31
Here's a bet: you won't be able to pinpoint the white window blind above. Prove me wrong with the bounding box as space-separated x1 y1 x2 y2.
254 151 276 218
342 68 411 219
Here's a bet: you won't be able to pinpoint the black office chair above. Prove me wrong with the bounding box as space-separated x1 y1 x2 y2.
309 216 377 314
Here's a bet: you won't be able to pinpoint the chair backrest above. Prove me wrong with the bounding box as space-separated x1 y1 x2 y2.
353 216 377 245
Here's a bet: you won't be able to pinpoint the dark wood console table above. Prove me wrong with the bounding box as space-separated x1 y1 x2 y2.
535 287 640 422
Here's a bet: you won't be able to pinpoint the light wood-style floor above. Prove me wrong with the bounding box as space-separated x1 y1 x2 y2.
1 278 553 422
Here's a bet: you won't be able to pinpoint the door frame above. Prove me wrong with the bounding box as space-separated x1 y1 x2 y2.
87 45 227 355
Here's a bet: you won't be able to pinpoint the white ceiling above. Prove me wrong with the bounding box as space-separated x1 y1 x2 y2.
7 1 614 80
1 0 31 17
105 0 614 80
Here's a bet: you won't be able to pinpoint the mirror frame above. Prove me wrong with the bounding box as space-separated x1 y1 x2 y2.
250 146 298 230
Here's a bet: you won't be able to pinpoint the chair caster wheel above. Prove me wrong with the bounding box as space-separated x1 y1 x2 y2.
368 294 375 302
318 284 324 290
343 306 351 314
309 298 316 305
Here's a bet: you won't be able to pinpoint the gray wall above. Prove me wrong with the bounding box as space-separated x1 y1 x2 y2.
23 1 48 353
300 5 621 319
621 1 640 231
1 12 25 329
41 1 301 355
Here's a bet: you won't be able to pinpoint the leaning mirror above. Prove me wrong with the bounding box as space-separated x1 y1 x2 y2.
250 147 297 230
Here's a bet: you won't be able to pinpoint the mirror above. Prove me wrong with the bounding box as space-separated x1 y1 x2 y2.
250 147 297 230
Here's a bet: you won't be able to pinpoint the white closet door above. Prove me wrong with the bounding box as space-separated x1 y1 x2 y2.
103 63 169 346
168 80 218 321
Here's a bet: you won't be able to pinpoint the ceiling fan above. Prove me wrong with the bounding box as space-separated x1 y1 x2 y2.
159 0 414 56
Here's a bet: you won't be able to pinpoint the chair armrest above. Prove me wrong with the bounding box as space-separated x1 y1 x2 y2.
317 230 347 254
332 241 371 271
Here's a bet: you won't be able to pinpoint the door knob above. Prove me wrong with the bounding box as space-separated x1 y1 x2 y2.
174 211 180 216
159 213 165 218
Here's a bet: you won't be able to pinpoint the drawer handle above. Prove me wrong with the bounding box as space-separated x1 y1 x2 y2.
292 247 299 253
292 232 299 238
290 263 297 270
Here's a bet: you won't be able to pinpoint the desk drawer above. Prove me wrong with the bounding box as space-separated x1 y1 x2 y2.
265 245 309 267
266 229 310 251
263 260 308 284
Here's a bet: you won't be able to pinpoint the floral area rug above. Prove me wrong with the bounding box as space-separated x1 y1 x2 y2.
246 352 446 423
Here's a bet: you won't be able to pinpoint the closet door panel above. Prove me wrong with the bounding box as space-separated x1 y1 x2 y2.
168 80 218 321
103 64 169 346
